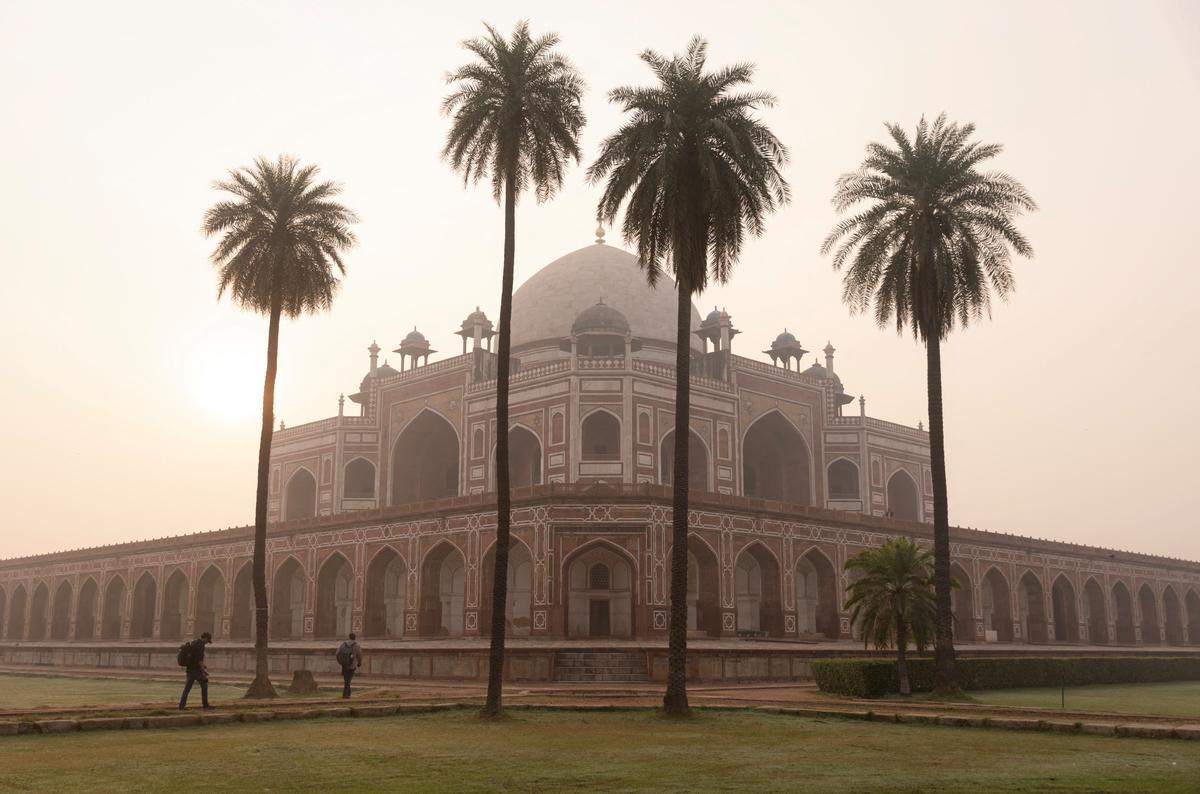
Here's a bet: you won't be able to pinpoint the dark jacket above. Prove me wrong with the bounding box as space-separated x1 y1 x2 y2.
336 640 362 670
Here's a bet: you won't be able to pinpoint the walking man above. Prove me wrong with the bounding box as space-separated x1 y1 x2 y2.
336 632 363 699
178 631 213 710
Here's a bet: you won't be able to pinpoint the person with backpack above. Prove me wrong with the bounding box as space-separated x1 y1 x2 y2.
178 631 213 710
335 632 363 699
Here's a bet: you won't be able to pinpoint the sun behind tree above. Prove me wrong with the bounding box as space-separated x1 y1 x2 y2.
822 115 1035 694
589 36 789 717
202 155 358 698
442 20 585 718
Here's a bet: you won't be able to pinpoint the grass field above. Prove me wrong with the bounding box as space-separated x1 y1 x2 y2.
966 681 1200 719
0 673 337 710
2 709 1198 792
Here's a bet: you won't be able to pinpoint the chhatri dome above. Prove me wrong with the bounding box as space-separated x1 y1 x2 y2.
510 242 703 352
571 299 631 336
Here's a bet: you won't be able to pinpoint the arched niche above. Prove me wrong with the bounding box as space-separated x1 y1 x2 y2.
50 580 73 640
270 558 306 640
581 410 620 461
315 553 354 638
734 544 783 637
230 563 254 640
7 586 27 640
28 583 49 641
284 468 317 521
1050 575 1078 642
566 543 635 638
391 411 460 505
1018 571 1046 643
1138 584 1161 645
794 548 838 639
344 458 376 499
480 539 534 638
949 563 974 641
1112 581 1135 644
195 566 225 640
1083 578 1107 644
886 470 920 521
364 547 408 639
686 537 721 638
130 573 157 639
506 426 543 489
827 458 859 500
1162 587 1185 645
75 578 99 641
981 568 1013 642
742 412 812 505
101 578 125 640
660 430 709 492
160 570 189 641
419 543 465 637
0 588 6 640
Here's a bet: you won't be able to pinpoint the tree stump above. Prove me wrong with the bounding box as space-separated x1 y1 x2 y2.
288 669 319 694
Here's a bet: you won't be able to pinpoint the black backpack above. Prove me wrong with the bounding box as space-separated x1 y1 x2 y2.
336 641 355 668
177 640 198 667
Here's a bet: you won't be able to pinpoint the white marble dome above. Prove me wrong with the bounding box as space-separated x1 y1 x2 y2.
510 243 702 351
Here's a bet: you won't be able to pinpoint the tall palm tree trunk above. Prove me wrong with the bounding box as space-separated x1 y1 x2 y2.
926 334 956 693
482 171 517 717
663 271 693 717
246 298 281 699
896 610 911 696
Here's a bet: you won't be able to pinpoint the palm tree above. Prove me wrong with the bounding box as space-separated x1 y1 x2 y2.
202 155 357 698
590 37 789 717
845 537 937 695
442 20 585 718
822 115 1035 693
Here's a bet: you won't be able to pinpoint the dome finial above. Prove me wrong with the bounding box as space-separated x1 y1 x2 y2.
595 224 605 244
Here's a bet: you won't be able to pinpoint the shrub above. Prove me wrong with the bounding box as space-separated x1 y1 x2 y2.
811 656 1200 698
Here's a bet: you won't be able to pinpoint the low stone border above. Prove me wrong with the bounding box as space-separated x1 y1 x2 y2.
1 702 1197 741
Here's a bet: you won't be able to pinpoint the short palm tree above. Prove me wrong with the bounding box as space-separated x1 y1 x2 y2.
845 537 937 695
202 155 357 698
589 37 789 717
822 115 1035 694
442 20 585 718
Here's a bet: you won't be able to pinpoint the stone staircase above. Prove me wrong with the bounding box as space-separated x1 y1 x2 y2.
552 649 649 683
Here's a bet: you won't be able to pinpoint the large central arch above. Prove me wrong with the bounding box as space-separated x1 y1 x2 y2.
565 542 635 638
742 411 812 505
391 411 460 506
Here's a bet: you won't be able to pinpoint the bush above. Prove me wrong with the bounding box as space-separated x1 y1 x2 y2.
811 656 1200 698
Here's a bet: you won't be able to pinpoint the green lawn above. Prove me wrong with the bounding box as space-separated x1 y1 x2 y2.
0 673 336 711
2 710 1198 792
967 681 1200 719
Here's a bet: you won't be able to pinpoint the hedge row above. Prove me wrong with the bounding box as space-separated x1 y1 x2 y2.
811 656 1200 698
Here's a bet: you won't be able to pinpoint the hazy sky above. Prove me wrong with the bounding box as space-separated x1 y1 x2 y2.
1 1 1197 561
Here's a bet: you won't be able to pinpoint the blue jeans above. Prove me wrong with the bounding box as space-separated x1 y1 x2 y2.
179 669 210 708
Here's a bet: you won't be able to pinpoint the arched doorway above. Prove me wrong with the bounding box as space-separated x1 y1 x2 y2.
101 578 125 640
50 581 73 640
230 563 254 640
315 554 354 638
1018 571 1046 643
950 563 975 641
161 570 189 640
1050 576 1078 642
1162 587 1185 645
566 544 634 638
660 430 709 493
1112 582 1135 644
734 544 783 637
28 583 49 641
270 558 306 639
283 468 317 520
1138 585 1161 645
981 568 1012 641
6 586 26 640
75 579 98 641
1187 590 1200 646
686 538 721 638
827 458 860 500
1083 578 1107 644
194 567 225 640
391 411 460 505
130 573 157 639
507 426 542 489
886 470 920 521
343 458 376 499
481 540 533 638
580 411 621 461
419 543 465 637
364 548 408 638
795 548 838 639
742 412 812 505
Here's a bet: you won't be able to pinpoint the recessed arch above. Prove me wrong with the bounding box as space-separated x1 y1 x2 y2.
480 536 534 638
74 577 99 641
6 585 27 640
659 429 710 492
981 567 1012 642
283 467 317 521
101 576 126 640
50 580 73 640
1112 580 1136 644
949 562 974 641
418 541 466 637
28 582 50 641
343 457 377 499
794 546 838 639
1138 584 1161 645
270 556 306 640
684 534 721 637
130 572 157 639
741 411 813 506
364 545 408 638
230 562 254 640
1186 589 1200 646
0 586 6 640
1162 586 1185 645
160 569 189 640
1017 570 1046 643
564 540 636 638
1083 577 1108 644
827 457 860 500
315 552 354 638
391 409 460 506
194 565 226 640
580 408 621 461
492 424 543 490
886 469 921 522
734 542 784 637
1050 574 1078 642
